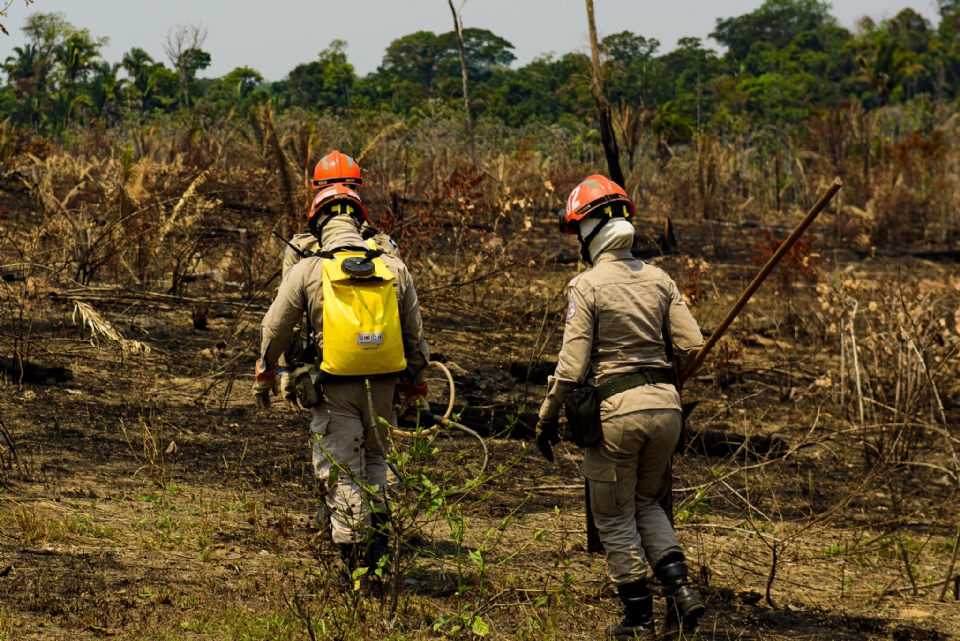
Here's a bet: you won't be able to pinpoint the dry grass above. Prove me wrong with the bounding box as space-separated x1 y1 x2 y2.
0 104 958 639
13 506 64 546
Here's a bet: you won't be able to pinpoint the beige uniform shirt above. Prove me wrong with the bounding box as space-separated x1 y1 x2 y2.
281 226 400 281
262 228 429 382
539 249 704 421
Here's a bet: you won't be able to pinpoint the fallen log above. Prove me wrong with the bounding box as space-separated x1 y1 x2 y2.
0 356 73 384
407 402 788 460
687 429 787 458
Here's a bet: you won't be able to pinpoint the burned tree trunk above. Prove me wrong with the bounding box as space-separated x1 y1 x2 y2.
585 0 625 188
448 0 477 167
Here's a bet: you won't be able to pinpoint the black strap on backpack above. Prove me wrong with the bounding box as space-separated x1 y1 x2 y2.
316 245 383 260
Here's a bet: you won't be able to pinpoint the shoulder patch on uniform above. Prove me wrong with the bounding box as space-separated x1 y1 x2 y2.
566 300 576 320
388 237 398 250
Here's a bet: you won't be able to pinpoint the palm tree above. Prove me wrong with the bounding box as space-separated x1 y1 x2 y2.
122 48 158 116
4 44 41 85
45 89 90 133
856 32 920 107
88 62 121 120
10 92 44 134
58 32 101 90
121 47 153 80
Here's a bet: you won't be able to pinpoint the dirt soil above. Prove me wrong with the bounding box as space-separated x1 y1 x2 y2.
1 221 959 640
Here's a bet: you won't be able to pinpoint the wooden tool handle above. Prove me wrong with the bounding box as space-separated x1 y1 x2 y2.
680 178 843 384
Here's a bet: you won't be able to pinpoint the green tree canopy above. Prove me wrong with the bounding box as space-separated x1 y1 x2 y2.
712 0 835 61
377 28 514 96
277 40 355 111
603 31 660 67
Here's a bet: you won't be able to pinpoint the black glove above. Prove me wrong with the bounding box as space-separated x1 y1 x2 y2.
536 417 560 463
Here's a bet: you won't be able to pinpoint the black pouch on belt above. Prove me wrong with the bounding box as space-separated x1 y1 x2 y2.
292 363 322 408
562 385 603 447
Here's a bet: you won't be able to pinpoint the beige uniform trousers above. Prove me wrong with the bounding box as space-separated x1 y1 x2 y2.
310 379 397 545
583 401 683 585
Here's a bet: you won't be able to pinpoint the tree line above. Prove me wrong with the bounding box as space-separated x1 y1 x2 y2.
4 1 960 139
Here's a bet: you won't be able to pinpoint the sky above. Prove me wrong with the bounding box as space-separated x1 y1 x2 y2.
0 0 945 81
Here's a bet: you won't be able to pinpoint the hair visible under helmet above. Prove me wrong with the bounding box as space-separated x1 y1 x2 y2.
558 175 635 264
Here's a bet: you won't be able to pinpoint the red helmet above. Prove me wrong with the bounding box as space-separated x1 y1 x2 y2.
313 150 363 188
308 184 369 233
559 174 634 234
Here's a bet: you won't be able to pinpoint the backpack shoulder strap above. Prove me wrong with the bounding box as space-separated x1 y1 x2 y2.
318 245 383 260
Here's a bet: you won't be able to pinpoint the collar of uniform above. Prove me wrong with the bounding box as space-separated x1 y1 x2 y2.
592 248 634 265
321 217 366 251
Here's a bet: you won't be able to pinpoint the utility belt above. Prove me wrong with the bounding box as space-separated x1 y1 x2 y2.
595 369 673 402
289 359 411 409
562 368 674 447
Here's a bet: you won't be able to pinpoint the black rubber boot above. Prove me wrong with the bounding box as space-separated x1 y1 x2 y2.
338 543 360 571
655 557 706 631
370 512 391 547
340 541 383 595
366 511 391 570
364 541 388 571
605 580 655 640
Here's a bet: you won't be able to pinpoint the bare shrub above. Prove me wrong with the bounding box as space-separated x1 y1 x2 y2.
816 272 960 468
868 131 951 248
120 414 166 486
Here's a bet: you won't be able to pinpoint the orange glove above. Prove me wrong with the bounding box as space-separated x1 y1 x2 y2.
401 380 428 400
253 360 277 410
400 380 429 416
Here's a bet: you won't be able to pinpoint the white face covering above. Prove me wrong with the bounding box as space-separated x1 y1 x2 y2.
578 217 636 263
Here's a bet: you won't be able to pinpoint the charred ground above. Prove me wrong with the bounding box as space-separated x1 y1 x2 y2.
1 201 959 640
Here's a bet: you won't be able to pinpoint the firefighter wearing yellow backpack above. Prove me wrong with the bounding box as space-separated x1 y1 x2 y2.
276 150 400 409
254 184 430 573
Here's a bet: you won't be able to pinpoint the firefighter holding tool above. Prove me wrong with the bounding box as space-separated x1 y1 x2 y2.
254 184 429 573
275 150 401 409
535 175 706 639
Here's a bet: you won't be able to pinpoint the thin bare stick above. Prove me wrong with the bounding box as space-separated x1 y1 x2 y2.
446 0 476 167
939 524 960 601
848 299 865 426
839 322 846 411
0 417 27 479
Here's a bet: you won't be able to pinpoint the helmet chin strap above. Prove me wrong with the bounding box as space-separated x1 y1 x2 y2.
310 203 361 239
576 216 610 265
575 204 633 265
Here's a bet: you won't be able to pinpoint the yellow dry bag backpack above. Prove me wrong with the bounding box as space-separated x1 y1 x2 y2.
319 249 407 378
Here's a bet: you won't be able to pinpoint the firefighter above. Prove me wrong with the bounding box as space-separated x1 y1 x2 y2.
277 150 400 407
535 175 706 639
254 184 429 571
283 149 399 278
